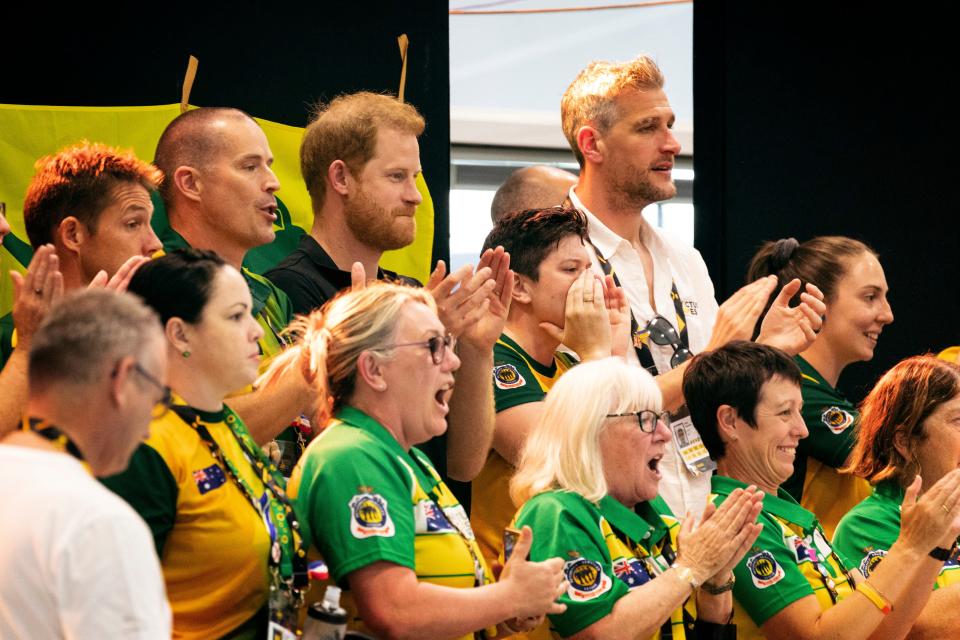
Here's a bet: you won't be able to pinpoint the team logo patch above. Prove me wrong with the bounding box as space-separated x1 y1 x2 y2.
493 364 526 390
563 557 612 601
612 557 650 589
192 464 227 494
747 551 785 589
859 549 887 577
821 406 855 433
348 492 395 539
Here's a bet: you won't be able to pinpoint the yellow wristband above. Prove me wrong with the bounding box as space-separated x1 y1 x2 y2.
857 579 892 615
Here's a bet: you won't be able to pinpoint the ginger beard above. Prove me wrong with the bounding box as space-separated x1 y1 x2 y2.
344 179 417 252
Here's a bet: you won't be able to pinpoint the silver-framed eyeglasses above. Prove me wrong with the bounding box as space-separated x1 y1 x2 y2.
606 410 672 433
379 333 456 365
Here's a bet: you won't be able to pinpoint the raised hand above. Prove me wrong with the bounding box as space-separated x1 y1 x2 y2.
898 470 960 554
499 526 568 619
539 271 612 362
756 278 826 355
706 276 778 351
88 255 149 292
9 244 63 347
675 487 764 585
601 274 631 358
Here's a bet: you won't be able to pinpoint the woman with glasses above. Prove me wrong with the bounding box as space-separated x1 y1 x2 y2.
685 341 960 640
510 357 764 639
266 281 567 639
747 237 895 537
833 356 960 639
103 248 307 640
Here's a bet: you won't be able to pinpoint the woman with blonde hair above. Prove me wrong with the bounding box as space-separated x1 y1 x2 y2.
268 281 567 639
510 357 764 639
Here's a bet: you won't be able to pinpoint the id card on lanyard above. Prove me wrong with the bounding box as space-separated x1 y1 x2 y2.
668 407 717 477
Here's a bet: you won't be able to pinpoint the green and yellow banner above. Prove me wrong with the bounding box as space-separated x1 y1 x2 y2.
0 103 435 317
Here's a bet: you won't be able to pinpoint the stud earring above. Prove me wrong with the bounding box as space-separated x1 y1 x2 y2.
182 350 191 358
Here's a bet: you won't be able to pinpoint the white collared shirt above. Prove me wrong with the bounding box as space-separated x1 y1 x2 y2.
569 187 719 518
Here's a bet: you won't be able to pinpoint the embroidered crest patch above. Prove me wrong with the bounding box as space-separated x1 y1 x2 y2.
563 557 612 601
493 364 526 390
747 550 785 588
348 493 395 538
821 406 855 433
859 549 887 577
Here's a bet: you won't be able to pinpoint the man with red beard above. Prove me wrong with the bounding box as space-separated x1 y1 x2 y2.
562 56 826 519
269 92 507 482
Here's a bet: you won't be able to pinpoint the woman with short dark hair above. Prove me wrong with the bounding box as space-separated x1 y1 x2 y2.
103 249 308 639
686 341 960 640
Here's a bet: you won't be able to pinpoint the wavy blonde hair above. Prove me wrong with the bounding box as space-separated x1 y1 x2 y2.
510 358 662 505
560 54 665 167
259 281 436 424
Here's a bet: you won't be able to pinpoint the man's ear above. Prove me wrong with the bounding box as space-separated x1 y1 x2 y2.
109 355 136 407
172 166 203 203
577 125 604 165
328 160 353 197
356 350 387 392
511 272 533 305
716 404 740 444
58 216 86 254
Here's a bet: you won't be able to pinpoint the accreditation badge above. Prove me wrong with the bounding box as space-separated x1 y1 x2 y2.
669 407 716 477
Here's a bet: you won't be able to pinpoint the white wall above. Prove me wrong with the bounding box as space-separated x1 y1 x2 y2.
449 0 693 152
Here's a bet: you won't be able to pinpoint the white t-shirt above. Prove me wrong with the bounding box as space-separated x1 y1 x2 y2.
0 445 170 639
570 188 719 518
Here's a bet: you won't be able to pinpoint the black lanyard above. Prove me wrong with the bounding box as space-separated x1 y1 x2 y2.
23 417 83 461
588 240 690 376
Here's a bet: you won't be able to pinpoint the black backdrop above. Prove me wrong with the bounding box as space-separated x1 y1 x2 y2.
1 1 450 268
693 1 960 401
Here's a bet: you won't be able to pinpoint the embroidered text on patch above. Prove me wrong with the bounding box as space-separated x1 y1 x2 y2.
493 364 526 390
348 493 395 538
564 557 613 601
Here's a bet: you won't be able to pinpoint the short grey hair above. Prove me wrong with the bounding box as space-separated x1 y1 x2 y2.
29 289 162 391
511 357 662 505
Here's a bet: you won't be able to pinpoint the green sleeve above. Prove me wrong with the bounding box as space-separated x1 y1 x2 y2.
798 383 858 468
293 434 415 583
730 508 816 626
516 494 629 638
832 502 898 577
492 349 546 413
100 442 178 555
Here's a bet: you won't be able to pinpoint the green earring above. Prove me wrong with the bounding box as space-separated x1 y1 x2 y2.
182 350 191 358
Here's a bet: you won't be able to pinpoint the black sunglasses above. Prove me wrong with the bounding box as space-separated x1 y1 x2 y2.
606 410 672 433
380 334 456 365
131 362 174 418
643 315 692 369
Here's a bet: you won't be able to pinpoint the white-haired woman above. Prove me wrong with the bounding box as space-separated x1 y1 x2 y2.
266 281 567 639
510 358 764 640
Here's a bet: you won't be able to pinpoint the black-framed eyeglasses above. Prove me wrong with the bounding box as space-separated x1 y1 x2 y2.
378 333 456 365
606 410 672 433
644 315 692 369
131 362 173 418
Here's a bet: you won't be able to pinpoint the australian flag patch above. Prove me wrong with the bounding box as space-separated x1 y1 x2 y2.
193 464 227 494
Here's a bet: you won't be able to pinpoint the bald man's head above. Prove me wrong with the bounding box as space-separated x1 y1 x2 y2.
153 107 256 204
490 165 578 223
